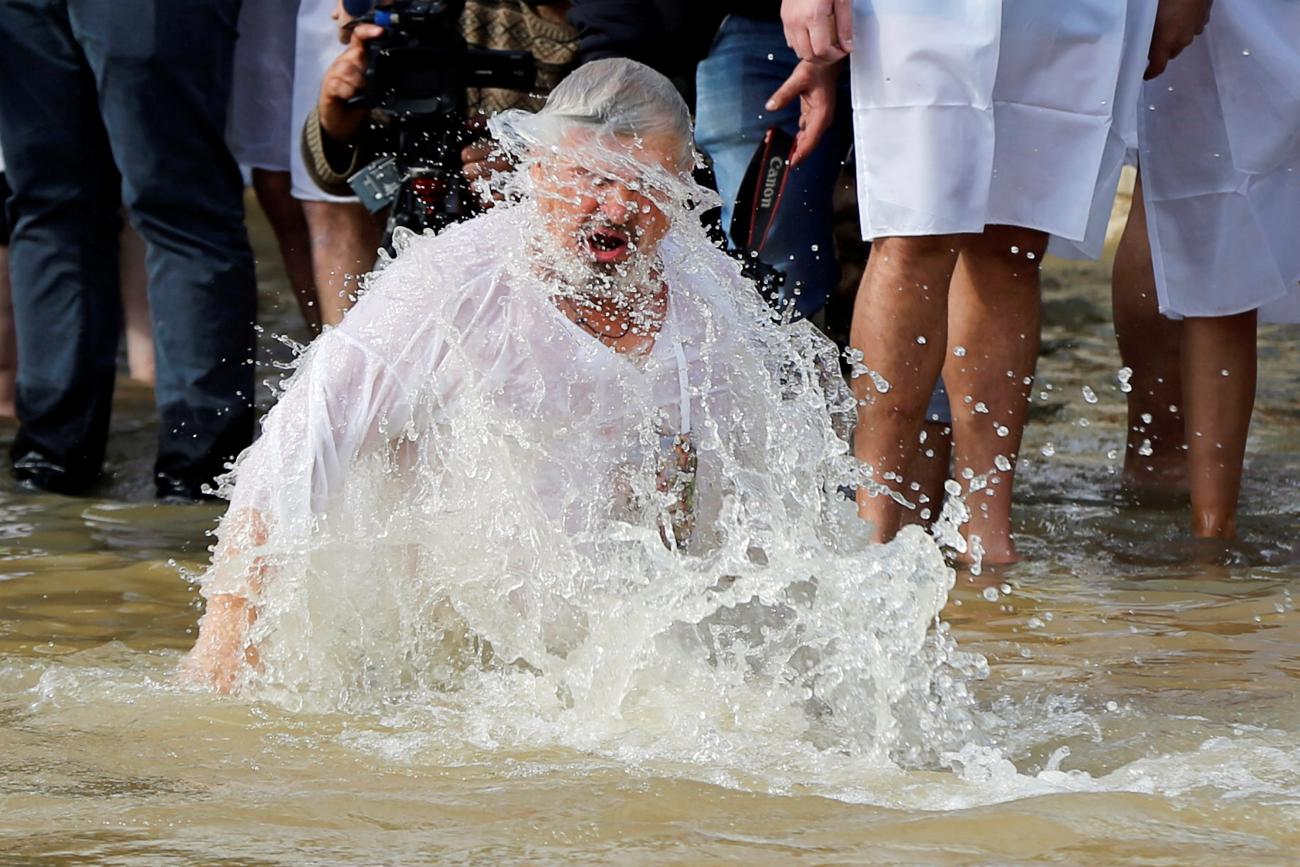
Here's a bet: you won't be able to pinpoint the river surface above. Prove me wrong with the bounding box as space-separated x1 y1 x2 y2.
1 189 1298 865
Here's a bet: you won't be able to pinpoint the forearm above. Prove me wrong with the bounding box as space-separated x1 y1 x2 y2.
181 507 271 693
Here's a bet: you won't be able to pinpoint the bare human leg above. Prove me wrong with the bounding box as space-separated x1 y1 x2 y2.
301 199 381 327
252 169 320 335
0 241 15 417
1181 311 1257 539
118 220 155 385
1111 172 1187 498
900 418 953 529
942 225 1047 564
851 234 963 542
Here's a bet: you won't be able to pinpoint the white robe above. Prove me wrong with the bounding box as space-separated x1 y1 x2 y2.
197 205 861 698
228 0 298 172
848 0 1155 258
1138 1 1300 323
290 0 359 202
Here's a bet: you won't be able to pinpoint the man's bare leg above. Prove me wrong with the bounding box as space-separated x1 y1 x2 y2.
1112 173 1187 496
1182 311 1257 539
900 419 953 528
119 221 155 385
302 200 381 326
0 242 15 417
254 170 321 334
851 234 963 541
942 226 1047 564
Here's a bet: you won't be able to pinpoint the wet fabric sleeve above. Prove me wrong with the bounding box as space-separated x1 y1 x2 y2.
222 318 416 539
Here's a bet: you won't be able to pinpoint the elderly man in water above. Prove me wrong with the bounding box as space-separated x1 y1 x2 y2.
183 59 862 697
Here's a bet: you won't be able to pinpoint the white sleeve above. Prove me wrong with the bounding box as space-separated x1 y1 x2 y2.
200 303 415 598
232 327 411 521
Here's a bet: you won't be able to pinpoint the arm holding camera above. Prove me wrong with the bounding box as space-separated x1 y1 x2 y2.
302 18 516 200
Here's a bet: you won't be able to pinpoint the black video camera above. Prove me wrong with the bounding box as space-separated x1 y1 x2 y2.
342 0 536 240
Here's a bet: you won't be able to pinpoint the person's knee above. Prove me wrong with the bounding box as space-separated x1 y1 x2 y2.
873 234 964 266
252 169 293 202
302 200 375 239
252 171 307 231
966 225 1048 265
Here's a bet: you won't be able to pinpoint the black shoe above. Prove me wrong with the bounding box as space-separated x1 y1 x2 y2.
155 473 223 504
12 453 97 496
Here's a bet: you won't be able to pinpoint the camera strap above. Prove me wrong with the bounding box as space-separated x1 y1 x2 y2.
728 127 796 258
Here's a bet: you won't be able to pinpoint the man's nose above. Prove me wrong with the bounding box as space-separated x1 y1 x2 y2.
597 186 634 224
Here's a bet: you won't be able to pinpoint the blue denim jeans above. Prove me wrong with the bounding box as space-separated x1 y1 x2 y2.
695 15 852 319
0 0 257 491
695 16 950 423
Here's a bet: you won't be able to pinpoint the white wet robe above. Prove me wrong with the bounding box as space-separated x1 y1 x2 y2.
1138 1 1300 323
197 204 863 693
228 0 297 172
290 0 358 202
848 0 1156 258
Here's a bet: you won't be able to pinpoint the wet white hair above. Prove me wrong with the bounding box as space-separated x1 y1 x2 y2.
489 58 696 173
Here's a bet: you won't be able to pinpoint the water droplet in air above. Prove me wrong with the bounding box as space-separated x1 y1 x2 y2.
1041 443 1056 457
1106 701 1119 712
1117 366 1133 393
944 479 963 497
995 454 1012 471
1242 49 1251 56
995 424 1009 437
1081 386 1098 404
810 243 819 252
1140 412 1153 424
767 53 775 61
953 345 967 357
916 335 927 345
1220 369 1230 377
982 587 1000 602
1137 438 1154 456
974 402 989 414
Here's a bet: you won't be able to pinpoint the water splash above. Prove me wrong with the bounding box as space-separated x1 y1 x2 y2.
185 81 988 775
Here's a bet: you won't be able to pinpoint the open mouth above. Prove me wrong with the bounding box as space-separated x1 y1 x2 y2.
585 227 631 263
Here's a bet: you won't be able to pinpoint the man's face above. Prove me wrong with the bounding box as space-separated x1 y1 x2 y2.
530 130 684 276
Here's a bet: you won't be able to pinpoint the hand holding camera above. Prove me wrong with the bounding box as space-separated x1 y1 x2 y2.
314 0 536 238
319 21 385 143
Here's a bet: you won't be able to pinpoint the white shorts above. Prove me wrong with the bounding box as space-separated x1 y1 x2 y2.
1140 0 1300 323
849 0 1155 259
290 0 360 203
228 0 297 172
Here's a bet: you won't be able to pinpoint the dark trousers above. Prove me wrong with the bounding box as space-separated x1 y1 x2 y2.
0 0 256 492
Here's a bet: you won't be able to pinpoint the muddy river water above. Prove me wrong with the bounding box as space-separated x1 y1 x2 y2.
1 190 1298 864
